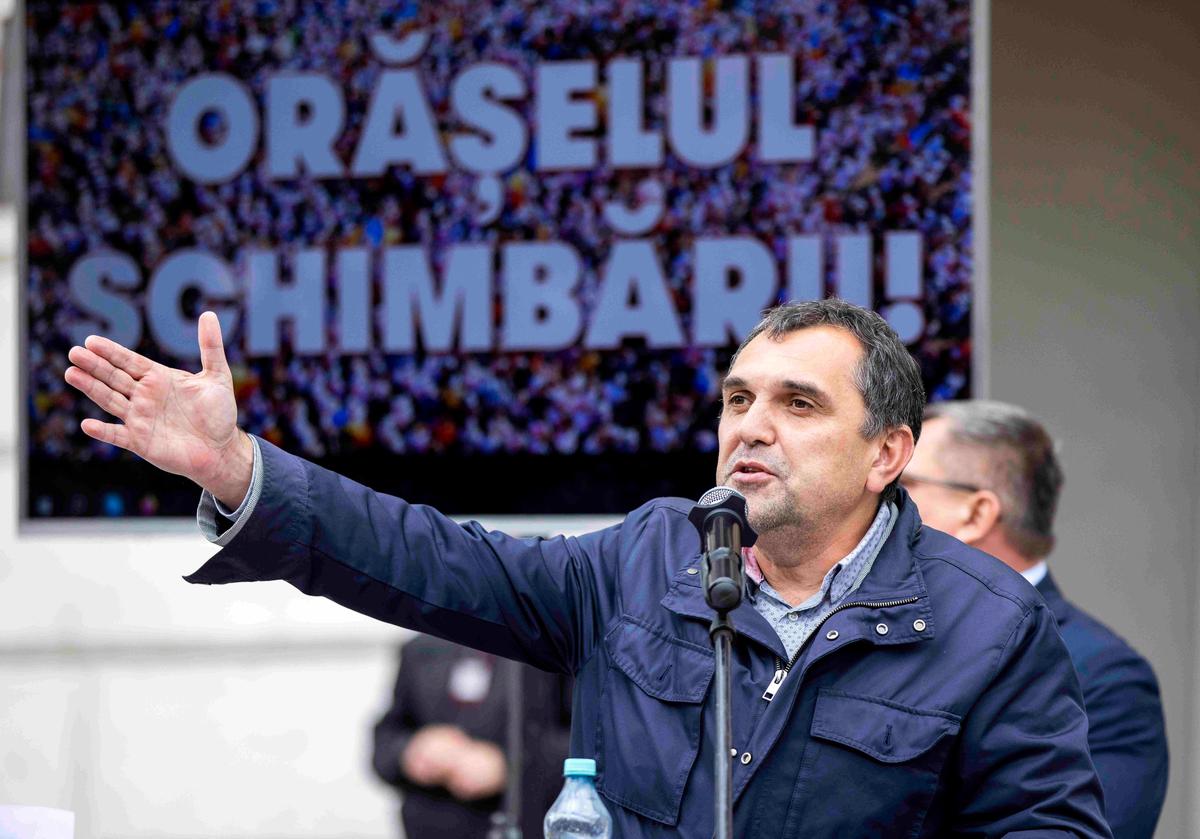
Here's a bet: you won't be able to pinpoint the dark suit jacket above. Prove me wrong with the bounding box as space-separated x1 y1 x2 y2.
1038 573 1169 838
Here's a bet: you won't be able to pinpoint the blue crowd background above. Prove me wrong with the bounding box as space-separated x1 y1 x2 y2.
24 0 972 516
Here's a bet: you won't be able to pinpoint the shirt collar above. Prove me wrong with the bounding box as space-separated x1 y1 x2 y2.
1020 560 1049 588
744 501 896 604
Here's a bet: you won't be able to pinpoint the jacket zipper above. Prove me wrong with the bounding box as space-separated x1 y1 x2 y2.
761 596 920 701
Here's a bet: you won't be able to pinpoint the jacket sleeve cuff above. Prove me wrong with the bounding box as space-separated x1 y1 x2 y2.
186 436 312 584
196 434 264 547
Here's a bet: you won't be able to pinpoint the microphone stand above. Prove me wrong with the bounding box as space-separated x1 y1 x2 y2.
704 545 743 839
689 487 754 839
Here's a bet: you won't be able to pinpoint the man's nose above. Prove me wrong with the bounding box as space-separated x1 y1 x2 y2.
737 400 776 446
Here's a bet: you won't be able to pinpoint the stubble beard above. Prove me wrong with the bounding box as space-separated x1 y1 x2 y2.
745 482 807 535
746 484 835 571
720 453 806 536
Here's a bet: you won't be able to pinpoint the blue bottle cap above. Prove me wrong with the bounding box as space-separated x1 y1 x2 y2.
563 758 597 777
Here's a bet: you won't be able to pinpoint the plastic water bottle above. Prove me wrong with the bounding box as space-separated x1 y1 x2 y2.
543 758 612 839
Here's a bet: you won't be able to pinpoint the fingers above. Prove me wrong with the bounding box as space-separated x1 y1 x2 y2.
83 334 155 380
197 311 230 377
67 345 137 397
80 418 135 452
65 366 131 420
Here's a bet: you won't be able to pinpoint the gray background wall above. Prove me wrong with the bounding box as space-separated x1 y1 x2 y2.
1 0 1197 836
990 1 1199 836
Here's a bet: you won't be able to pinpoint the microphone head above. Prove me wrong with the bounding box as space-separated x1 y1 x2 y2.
696 486 738 507
688 486 758 547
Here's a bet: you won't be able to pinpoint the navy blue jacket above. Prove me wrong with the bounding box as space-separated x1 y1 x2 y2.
187 439 1111 838
1037 574 1168 838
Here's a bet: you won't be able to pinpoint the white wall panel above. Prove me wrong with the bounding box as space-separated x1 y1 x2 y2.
84 651 396 838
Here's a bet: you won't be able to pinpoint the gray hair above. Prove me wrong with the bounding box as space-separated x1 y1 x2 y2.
923 400 1063 558
729 299 926 502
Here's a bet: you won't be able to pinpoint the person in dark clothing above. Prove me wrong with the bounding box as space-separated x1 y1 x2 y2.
903 399 1169 839
372 634 572 839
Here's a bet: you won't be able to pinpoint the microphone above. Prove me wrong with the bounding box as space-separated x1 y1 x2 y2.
688 487 758 612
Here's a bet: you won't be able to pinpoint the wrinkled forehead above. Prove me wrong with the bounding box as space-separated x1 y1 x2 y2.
725 326 866 395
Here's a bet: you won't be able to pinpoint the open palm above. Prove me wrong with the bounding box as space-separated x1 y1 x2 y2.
64 312 247 493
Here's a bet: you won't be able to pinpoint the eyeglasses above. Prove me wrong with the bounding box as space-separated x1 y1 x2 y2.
900 472 982 494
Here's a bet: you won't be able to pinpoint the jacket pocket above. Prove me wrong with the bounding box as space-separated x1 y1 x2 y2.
595 616 714 825
783 689 962 837
810 689 961 763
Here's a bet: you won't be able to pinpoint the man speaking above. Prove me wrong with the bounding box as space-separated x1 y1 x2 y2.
64 300 1111 837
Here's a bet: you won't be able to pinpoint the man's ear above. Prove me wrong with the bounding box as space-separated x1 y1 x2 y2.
866 425 915 495
957 490 1003 544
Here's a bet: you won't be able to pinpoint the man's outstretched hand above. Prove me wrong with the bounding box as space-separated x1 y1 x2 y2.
64 311 254 509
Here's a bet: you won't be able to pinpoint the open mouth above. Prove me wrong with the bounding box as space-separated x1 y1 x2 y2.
731 461 775 481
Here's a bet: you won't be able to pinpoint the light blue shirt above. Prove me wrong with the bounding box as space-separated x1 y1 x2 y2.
1020 560 1048 587
747 501 896 661
197 434 263 545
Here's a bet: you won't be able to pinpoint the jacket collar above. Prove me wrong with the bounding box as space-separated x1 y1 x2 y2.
1035 571 1073 624
660 489 934 656
843 489 928 604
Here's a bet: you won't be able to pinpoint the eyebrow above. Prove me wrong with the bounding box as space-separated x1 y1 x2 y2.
721 376 832 406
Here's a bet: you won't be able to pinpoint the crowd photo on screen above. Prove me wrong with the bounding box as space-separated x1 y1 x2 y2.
26 0 972 516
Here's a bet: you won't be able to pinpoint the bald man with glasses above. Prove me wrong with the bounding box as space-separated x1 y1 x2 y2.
903 400 1168 839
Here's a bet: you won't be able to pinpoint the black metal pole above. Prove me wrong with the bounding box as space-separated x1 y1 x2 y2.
688 487 754 839
505 658 523 838
489 658 524 839
711 614 735 839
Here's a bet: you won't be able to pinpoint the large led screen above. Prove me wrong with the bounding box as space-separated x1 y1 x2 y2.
25 0 976 518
